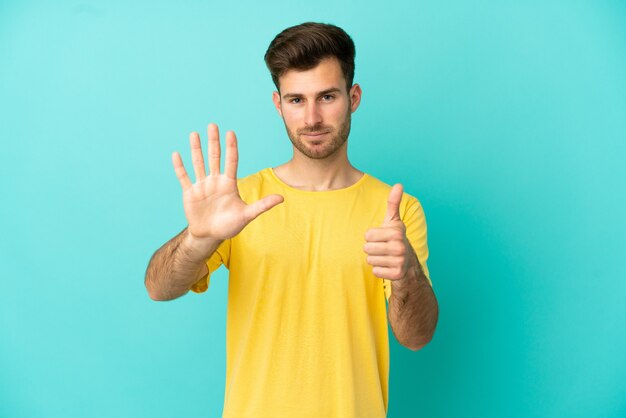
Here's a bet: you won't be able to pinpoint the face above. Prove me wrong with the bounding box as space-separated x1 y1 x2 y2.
272 57 362 160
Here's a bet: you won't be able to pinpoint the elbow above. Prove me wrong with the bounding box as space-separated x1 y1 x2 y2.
146 284 182 302
146 287 182 302
402 315 439 351
400 334 433 351
403 335 434 351
147 287 169 301
405 301 439 351
145 276 176 302
145 282 165 301
406 345 424 352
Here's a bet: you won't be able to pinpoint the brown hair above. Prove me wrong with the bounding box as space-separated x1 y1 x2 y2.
264 22 356 92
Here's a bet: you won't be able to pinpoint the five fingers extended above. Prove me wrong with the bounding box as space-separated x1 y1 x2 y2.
173 123 241 188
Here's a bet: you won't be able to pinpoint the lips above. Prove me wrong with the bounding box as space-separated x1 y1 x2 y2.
301 131 330 137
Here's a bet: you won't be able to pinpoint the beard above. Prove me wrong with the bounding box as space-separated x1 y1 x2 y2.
283 110 352 160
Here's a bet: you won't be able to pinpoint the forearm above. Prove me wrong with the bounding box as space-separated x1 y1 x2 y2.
388 261 439 351
145 227 221 301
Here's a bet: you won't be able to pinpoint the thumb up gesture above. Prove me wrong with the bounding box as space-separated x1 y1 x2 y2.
364 184 419 281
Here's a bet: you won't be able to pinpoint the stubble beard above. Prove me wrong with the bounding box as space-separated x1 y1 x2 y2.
284 110 352 160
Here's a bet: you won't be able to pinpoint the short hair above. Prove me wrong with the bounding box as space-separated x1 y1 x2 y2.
264 22 356 92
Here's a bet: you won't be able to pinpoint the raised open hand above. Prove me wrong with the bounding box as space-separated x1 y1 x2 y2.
172 123 284 241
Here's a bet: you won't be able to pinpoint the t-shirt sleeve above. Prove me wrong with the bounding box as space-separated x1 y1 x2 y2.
189 238 231 294
383 194 431 301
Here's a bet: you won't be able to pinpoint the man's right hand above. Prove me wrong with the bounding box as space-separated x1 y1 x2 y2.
172 123 284 246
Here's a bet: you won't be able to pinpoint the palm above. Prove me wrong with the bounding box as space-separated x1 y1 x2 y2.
172 124 283 241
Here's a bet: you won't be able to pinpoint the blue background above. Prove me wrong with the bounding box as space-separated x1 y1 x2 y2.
1 1 625 417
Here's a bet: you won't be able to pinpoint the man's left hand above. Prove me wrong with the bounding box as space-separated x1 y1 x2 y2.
363 184 418 281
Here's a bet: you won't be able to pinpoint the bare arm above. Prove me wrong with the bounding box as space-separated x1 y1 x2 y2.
364 184 439 350
387 252 438 350
145 228 220 301
145 123 284 301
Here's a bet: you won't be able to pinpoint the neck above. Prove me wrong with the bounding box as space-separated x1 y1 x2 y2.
273 144 363 191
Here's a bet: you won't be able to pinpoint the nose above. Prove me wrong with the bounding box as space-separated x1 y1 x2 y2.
304 102 323 127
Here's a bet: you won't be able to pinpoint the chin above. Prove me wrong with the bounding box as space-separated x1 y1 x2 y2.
300 144 343 160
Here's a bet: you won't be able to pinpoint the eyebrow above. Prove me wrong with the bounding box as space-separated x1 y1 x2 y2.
282 87 342 100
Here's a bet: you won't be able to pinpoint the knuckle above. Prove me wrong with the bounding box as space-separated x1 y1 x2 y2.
393 242 405 255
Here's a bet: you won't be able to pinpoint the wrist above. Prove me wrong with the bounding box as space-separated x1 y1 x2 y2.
391 262 428 295
183 229 223 259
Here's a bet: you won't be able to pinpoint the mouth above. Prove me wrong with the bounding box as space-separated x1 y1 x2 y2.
301 131 330 138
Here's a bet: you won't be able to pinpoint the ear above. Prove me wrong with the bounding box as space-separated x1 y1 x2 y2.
272 91 283 117
349 83 362 113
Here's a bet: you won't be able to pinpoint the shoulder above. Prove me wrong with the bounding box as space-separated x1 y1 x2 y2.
363 174 423 216
362 173 393 193
236 168 268 190
235 168 275 201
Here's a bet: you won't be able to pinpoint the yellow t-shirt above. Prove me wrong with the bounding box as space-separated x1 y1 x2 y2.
191 168 430 418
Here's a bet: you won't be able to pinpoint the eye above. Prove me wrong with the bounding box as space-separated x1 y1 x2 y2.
290 97 302 104
321 94 335 101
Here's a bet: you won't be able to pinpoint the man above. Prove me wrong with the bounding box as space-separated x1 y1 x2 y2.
145 22 438 418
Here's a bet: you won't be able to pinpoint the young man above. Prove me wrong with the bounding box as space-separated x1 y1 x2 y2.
145 22 438 418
